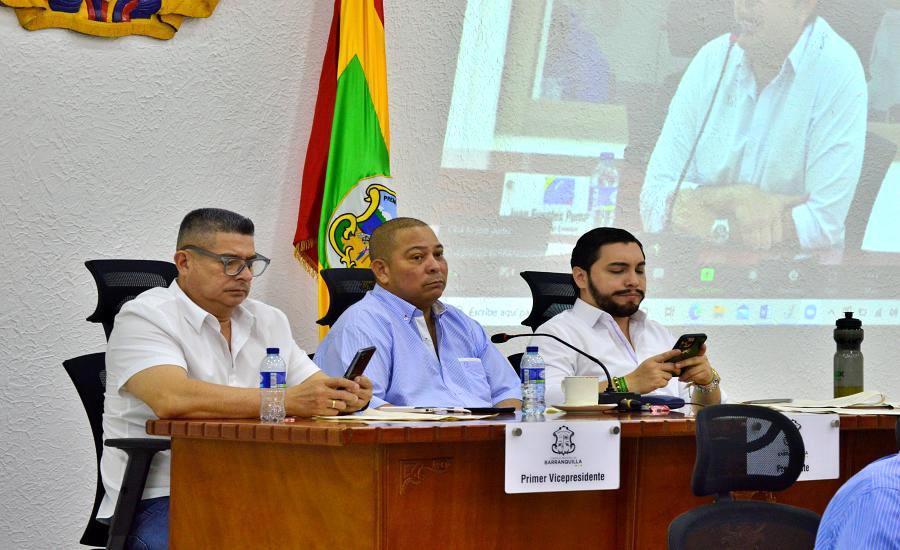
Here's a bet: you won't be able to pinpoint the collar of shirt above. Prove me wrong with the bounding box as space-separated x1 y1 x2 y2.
734 18 818 97
370 283 447 322
171 280 256 343
569 298 646 364
569 297 647 329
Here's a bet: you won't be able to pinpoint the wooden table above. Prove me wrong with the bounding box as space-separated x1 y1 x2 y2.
147 413 898 550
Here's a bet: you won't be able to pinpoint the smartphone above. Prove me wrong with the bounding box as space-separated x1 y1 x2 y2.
672 333 707 362
343 346 376 380
465 407 516 415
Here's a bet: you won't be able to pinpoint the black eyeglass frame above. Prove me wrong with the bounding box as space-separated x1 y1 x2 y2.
179 245 271 277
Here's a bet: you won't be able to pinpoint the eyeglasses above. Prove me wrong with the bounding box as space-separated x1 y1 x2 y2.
180 245 271 277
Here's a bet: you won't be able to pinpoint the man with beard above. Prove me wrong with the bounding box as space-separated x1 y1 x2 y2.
641 0 866 253
534 228 722 407
315 217 522 409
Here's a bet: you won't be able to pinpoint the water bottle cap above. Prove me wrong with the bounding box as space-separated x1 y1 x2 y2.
526 346 539 353
600 152 615 160
266 347 280 354
835 312 861 329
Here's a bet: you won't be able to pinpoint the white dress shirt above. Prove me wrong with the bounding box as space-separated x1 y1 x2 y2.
98 281 319 518
642 17 867 250
533 299 698 406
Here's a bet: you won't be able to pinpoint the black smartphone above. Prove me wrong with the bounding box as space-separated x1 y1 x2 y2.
464 407 516 415
343 346 376 379
672 333 707 362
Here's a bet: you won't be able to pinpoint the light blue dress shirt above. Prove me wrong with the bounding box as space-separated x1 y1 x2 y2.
642 17 867 249
314 284 522 409
815 453 900 549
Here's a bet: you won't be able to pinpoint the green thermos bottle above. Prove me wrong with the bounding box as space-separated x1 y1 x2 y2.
833 312 863 398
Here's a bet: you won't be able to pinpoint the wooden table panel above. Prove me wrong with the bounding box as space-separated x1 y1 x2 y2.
148 414 899 550
381 440 620 550
169 438 381 550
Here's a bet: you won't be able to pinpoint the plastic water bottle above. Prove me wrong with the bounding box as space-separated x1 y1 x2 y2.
520 346 546 415
589 152 619 227
834 312 863 398
259 347 286 423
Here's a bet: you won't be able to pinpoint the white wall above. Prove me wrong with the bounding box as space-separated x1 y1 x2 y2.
0 1 897 548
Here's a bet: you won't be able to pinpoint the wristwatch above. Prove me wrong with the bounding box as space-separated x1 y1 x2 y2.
693 368 720 393
710 218 730 244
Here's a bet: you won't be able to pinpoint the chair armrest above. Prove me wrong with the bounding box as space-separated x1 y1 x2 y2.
105 438 171 452
103 438 171 550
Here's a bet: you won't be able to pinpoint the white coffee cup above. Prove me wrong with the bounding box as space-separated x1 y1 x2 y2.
561 376 599 406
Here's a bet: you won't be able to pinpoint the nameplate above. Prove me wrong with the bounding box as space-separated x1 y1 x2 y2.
504 420 621 493
782 412 840 481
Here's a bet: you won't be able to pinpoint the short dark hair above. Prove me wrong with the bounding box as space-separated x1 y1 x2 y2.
369 217 430 262
570 227 643 271
176 208 255 249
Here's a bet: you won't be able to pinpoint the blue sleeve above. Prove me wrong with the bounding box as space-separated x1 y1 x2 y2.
314 312 394 409
830 488 900 550
472 321 522 404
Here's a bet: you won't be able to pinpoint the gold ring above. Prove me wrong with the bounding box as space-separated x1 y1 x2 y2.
331 399 336 409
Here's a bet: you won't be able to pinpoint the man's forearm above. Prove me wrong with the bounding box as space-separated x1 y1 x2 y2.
155 378 261 419
495 398 522 410
692 386 721 412
125 366 262 419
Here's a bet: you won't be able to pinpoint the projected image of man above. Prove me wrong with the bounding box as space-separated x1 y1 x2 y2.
534 228 723 408
641 0 867 252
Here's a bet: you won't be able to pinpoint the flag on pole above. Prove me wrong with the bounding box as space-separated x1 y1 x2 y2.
294 0 395 333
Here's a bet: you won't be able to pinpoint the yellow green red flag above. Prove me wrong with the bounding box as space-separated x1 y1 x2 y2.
294 0 394 334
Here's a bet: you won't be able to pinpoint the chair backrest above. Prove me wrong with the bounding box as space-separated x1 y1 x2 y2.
62 352 110 547
507 352 523 377
692 404 806 498
316 268 376 326
669 404 820 549
846 132 897 250
519 271 577 331
85 259 178 340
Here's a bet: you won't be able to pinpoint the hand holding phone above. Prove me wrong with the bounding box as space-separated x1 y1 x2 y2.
343 346 376 380
672 333 707 364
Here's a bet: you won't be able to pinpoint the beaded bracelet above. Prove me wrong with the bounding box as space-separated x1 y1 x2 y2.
612 376 629 393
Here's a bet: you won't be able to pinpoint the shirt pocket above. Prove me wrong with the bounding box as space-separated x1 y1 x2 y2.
454 357 492 404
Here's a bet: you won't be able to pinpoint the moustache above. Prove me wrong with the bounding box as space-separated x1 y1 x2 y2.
614 290 645 298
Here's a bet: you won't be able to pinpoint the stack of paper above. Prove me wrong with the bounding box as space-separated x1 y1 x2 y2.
764 391 900 415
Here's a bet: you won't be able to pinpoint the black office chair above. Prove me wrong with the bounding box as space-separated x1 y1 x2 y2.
64 353 170 550
668 404 821 550
72 259 178 548
845 132 897 251
85 260 178 340
316 268 376 326
519 271 577 331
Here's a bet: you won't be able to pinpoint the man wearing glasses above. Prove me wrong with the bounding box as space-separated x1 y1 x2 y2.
99 208 372 550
